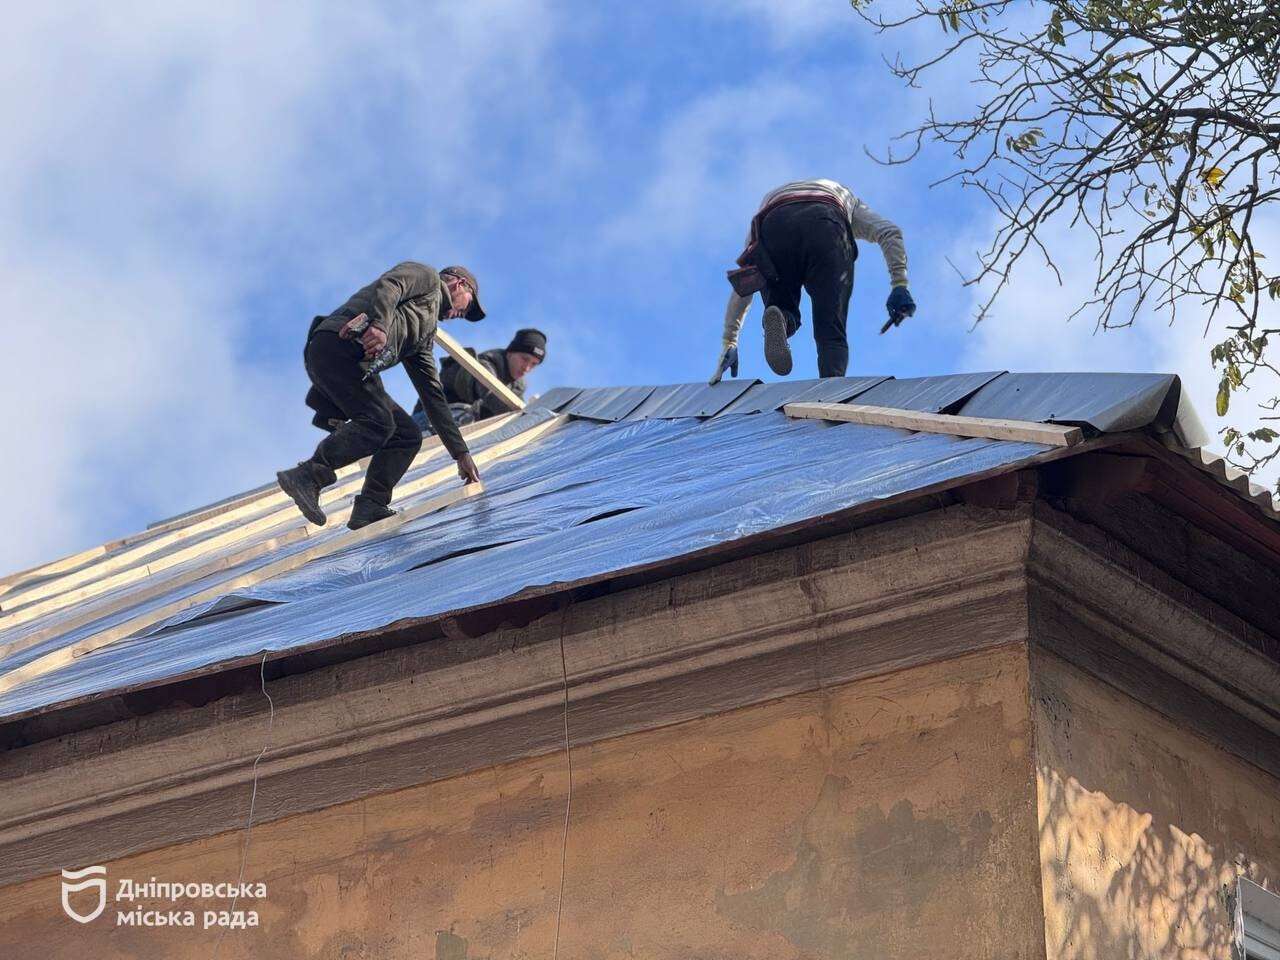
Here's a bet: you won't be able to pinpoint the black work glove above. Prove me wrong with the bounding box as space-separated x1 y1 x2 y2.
881 286 916 333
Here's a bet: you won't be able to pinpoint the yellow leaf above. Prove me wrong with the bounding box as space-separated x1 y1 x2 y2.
1202 167 1225 188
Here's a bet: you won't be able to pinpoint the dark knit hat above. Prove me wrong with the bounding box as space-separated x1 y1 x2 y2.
507 328 547 360
440 265 485 321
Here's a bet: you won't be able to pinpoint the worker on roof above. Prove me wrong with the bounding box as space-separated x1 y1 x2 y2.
412 328 547 432
710 178 915 383
277 261 484 531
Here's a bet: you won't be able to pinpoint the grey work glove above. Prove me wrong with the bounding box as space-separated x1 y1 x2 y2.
708 342 739 385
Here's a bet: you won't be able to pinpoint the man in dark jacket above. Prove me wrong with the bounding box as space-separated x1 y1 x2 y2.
277 261 485 531
412 327 547 431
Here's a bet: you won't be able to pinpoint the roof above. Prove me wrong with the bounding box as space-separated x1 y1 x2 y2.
0 370 1274 727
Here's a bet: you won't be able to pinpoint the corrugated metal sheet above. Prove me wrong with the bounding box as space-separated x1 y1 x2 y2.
527 386 583 412
0 412 1054 720
713 376 888 417
562 386 657 421
626 380 757 419
1158 437 1280 519
958 372 1180 432
853 372 1003 414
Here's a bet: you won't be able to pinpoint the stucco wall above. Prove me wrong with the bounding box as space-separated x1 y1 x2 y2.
0 643 1042 959
1032 650 1280 960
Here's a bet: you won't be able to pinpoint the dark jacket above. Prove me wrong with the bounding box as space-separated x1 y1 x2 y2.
442 348 526 420
309 261 467 458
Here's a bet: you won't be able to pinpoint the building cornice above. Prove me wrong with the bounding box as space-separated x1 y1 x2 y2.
2 494 1276 888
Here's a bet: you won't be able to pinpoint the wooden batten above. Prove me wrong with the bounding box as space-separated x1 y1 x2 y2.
0 483 482 699
0 544 108 596
0 413 520 619
0 526 311 662
0 414 565 687
785 401 1083 447
435 328 526 412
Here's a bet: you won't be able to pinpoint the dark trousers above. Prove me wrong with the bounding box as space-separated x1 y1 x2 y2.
303 331 422 506
758 201 856 378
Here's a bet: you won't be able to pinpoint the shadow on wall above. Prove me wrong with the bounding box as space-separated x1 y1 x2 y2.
714 773 998 956
1038 768 1260 960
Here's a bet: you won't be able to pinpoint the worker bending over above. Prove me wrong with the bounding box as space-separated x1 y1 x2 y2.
712 178 916 383
413 327 547 432
278 261 484 531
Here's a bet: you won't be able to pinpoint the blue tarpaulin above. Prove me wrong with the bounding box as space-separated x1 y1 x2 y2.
0 370 1188 722
0 411 1052 719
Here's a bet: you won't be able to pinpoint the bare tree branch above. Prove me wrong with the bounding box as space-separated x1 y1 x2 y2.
850 0 1280 488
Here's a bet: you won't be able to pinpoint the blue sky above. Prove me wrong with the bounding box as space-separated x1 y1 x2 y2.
0 0 1269 571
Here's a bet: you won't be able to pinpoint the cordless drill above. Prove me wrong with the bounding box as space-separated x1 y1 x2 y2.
342 313 397 380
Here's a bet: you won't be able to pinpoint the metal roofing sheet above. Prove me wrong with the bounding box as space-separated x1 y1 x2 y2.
562 385 657 421
0 412 1053 720
853 372 1004 414
1161 439 1280 518
958 372 1180 432
626 380 757 419
527 386 583 412
713 375 889 417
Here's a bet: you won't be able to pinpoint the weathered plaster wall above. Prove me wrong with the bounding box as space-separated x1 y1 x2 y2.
0 645 1042 959
1032 650 1280 960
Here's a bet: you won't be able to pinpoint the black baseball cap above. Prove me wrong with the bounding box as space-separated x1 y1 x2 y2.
441 265 485 321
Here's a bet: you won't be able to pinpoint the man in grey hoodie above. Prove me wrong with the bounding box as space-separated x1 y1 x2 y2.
712 178 916 382
277 261 484 531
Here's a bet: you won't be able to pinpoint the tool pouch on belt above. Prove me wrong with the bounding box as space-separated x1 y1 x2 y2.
726 239 780 297
726 262 765 297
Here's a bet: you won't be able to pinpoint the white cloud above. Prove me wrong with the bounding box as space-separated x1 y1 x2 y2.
0 0 572 571
701 0 857 44
601 79 816 253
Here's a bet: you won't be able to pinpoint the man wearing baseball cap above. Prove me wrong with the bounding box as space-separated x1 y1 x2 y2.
277 260 486 530
413 327 548 430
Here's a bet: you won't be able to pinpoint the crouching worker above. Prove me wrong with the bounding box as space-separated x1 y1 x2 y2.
412 327 547 432
712 178 915 383
277 261 484 531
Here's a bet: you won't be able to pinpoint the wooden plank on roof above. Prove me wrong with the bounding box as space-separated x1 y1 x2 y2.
134 458 370 541
784 402 1083 447
0 413 520 615
1 414 557 625
124 415 511 540
0 484 481 698
435 328 526 412
0 525 311 661
0 413 566 695
0 544 108 595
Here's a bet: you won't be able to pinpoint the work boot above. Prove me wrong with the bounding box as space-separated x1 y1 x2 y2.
348 495 396 531
276 461 333 526
762 306 793 376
